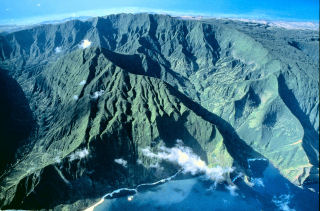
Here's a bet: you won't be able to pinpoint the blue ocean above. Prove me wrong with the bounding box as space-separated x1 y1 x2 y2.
94 160 319 211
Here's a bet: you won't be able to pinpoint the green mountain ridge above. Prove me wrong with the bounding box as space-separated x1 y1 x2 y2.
0 13 318 209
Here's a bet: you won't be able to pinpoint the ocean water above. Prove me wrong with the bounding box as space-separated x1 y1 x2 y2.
94 160 319 211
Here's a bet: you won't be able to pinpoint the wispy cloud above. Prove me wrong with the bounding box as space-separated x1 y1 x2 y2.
142 140 234 184
251 178 265 187
79 39 92 49
69 148 89 161
114 158 128 168
36 3 41 7
226 184 238 196
149 162 160 168
272 194 295 211
90 90 104 99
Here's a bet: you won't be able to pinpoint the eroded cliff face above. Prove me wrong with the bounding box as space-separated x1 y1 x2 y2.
0 14 318 209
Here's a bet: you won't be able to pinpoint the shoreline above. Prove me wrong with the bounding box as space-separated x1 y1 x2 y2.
84 170 182 211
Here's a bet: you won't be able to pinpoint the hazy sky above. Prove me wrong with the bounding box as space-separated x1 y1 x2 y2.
0 0 319 25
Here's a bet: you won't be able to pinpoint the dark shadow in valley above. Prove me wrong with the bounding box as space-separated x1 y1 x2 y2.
100 47 195 97
162 81 265 171
0 69 37 174
100 48 145 76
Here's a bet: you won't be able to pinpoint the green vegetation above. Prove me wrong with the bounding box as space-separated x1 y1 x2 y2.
0 14 318 209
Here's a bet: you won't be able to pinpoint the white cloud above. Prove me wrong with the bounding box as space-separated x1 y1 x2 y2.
251 178 264 187
79 39 92 49
176 139 183 145
69 148 89 161
54 156 61 163
226 18 319 30
148 161 164 171
79 80 86 86
269 21 319 30
90 90 104 99
73 95 79 100
127 195 134 201
149 162 160 168
226 184 238 196
141 140 234 183
114 158 128 168
55 46 62 53
36 3 41 7
272 194 295 211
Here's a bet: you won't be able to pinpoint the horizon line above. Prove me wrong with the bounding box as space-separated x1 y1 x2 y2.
0 7 319 31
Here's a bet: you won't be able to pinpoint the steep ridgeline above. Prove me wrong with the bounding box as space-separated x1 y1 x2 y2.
0 14 318 209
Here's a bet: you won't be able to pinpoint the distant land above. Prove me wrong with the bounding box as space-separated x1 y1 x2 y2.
0 8 319 32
